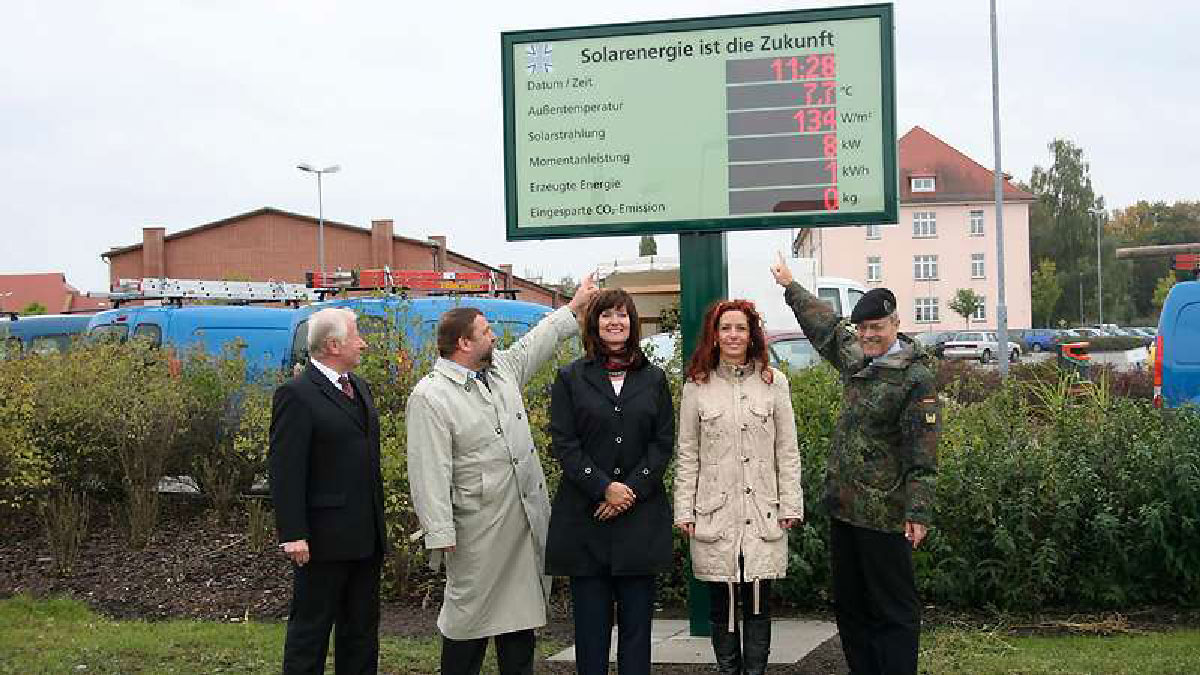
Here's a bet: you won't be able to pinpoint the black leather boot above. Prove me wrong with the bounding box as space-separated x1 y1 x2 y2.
741 618 772 675
710 622 743 675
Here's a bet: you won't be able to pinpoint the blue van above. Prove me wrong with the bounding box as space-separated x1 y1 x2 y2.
85 305 297 376
287 296 554 369
0 313 94 358
1154 280 1200 408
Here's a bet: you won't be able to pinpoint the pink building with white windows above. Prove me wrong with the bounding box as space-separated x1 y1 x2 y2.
797 126 1034 333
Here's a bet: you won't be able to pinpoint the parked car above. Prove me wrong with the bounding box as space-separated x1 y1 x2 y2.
0 313 94 359
912 330 955 358
639 329 820 374
941 331 1022 364
765 330 819 371
1021 328 1059 353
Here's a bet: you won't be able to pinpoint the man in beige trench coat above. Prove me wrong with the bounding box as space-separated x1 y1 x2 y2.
407 275 597 675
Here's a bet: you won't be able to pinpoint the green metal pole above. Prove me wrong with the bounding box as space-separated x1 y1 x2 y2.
679 231 728 637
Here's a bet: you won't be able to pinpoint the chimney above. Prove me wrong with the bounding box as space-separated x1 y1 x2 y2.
371 219 395 269
429 236 448 272
143 226 166 278
499 264 514 294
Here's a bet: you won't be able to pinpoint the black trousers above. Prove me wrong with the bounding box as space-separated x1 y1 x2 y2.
570 575 655 675
282 555 382 675
830 518 920 675
708 578 773 624
441 629 536 675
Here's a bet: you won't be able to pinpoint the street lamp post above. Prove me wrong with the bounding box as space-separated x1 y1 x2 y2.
297 163 341 278
989 0 1010 377
1090 207 1105 325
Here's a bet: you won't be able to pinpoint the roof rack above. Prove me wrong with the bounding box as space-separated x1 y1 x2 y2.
306 269 519 300
108 268 521 308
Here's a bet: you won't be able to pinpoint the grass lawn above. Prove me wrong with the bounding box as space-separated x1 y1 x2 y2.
4 595 1200 674
921 626 1200 674
0 595 551 674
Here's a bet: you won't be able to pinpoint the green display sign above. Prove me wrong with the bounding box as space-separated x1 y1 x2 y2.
502 4 897 241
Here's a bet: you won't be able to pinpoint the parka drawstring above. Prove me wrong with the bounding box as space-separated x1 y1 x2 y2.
727 581 736 632
753 577 761 615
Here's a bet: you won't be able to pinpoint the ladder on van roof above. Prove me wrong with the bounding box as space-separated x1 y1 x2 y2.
110 278 321 307
109 269 519 307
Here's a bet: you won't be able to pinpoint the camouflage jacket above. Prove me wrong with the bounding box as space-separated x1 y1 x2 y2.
783 282 939 532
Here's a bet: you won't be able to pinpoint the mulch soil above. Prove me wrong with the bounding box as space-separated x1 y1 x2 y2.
3 496 1195 674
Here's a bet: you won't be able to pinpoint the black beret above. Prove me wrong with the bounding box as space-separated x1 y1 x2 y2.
850 288 897 323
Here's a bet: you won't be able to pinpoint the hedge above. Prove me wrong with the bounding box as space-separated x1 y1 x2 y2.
2 326 1196 611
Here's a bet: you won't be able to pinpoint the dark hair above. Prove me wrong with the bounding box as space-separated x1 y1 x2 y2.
582 288 646 368
437 307 484 357
684 299 772 384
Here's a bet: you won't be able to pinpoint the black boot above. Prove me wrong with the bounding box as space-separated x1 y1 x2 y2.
710 622 742 675
741 618 771 675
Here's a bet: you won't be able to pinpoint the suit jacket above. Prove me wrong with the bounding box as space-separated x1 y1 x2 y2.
544 357 675 577
269 363 389 562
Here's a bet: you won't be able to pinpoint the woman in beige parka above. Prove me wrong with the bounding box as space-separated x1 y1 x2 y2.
674 299 803 675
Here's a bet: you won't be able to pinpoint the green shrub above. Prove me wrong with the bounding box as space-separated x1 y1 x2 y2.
1071 336 1148 353
0 359 48 512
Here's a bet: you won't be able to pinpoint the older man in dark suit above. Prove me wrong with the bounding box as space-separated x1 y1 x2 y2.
270 307 389 675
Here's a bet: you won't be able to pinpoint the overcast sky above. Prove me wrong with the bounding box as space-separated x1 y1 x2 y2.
3 0 1196 293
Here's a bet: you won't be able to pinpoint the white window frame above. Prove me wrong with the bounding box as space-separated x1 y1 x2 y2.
915 297 939 323
971 253 986 279
865 224 881 240
911 177 936 192
969 209 985 237
972 297 987 322
914 254 939 281
867 256 881 282
913 211 937 238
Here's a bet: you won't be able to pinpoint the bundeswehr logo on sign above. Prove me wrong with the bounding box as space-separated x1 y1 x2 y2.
526 43 553 74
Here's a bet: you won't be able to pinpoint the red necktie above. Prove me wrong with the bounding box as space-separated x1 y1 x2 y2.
337 374 355 400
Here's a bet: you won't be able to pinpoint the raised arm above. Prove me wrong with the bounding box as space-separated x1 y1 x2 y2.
494 273 597 387
770 253 858 373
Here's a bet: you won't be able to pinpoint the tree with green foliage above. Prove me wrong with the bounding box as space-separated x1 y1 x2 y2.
1029 139 1104 325
1152 272 1177 312
1030 259 1063 328
638 235 657 256
658 298 681 332
1109 200 1200 320
949 289 984 329
20 302 47 316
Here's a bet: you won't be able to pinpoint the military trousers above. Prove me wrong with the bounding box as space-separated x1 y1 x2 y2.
830 518 919 675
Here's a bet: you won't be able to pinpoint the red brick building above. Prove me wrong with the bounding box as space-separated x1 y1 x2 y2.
0 273 110 314
101 207 566 307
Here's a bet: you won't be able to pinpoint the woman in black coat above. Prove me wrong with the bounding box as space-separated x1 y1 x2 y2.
545 288 675 675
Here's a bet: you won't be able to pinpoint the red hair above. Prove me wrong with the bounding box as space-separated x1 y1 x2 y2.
684 299 773 385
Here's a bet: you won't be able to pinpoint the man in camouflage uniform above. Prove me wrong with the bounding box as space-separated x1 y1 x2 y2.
770 256 939 675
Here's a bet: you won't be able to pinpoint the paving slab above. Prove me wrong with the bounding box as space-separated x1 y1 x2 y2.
548 619 838 665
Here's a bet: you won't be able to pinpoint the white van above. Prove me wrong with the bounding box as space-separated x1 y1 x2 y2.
727 256 866 331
